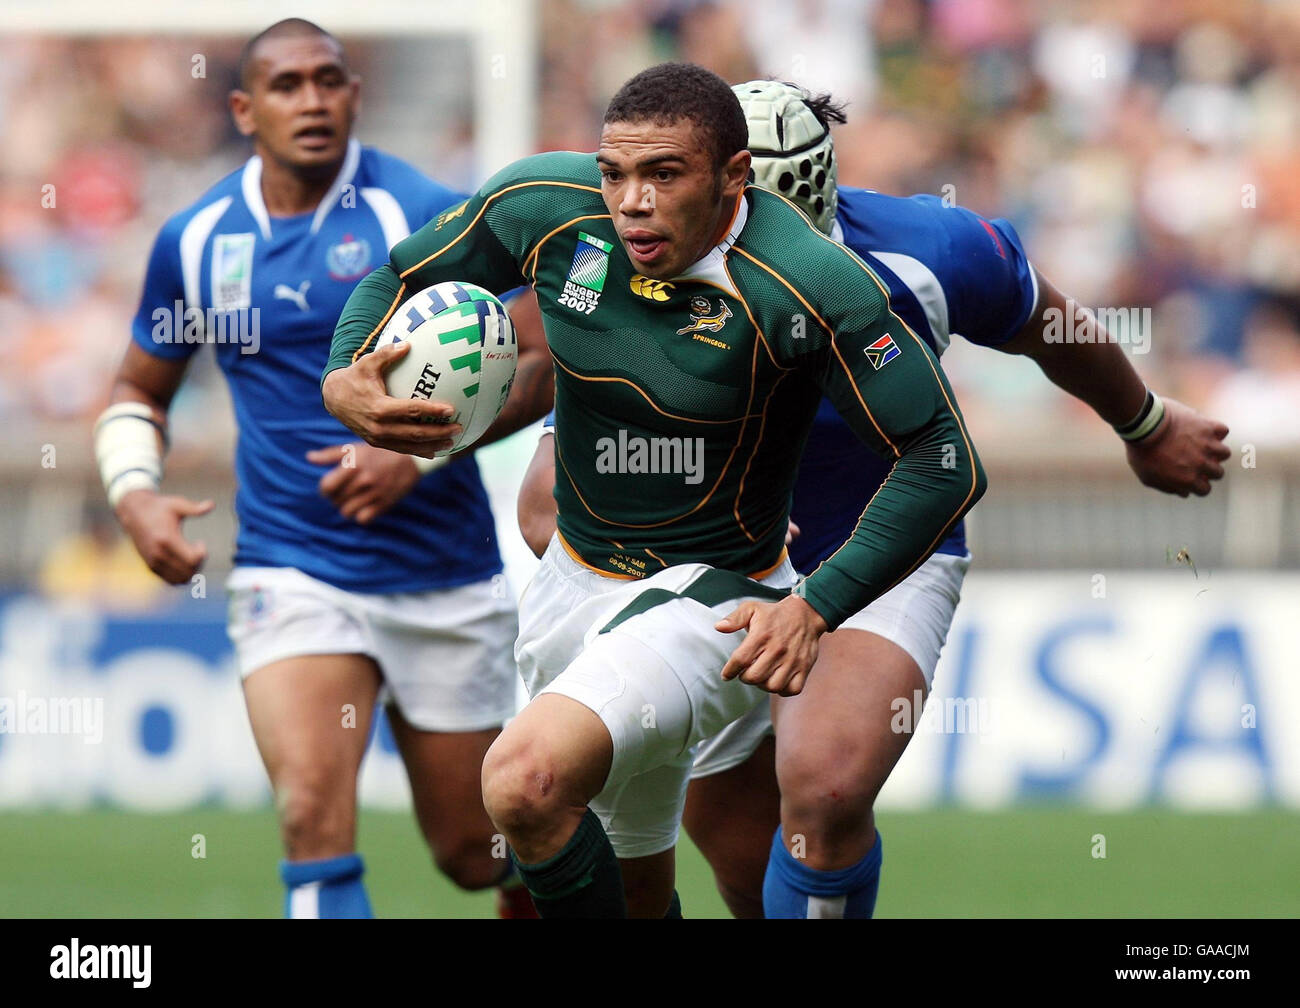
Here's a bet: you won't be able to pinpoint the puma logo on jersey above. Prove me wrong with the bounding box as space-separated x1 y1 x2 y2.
274 281 311 312
630 274 674 301
677 297 732 335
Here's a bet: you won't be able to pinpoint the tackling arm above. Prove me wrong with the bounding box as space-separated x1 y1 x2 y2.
995 269 1230 497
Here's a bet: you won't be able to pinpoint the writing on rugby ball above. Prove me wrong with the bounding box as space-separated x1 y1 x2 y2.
376 281 517 455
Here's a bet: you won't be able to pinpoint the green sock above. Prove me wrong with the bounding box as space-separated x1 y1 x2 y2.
662 889 682 919
514 808 627 918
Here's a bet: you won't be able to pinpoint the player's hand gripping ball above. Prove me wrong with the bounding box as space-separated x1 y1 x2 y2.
375 281 518 455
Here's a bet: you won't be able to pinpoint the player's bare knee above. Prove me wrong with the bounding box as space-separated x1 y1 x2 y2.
778 745 876 834
278 782 354 856
481 743 569 836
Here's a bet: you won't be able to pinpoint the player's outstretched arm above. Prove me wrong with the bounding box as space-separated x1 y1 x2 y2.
98 343 213 585
996 270 1230 497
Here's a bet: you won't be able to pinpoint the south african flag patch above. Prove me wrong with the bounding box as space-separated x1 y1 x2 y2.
864 333 901 370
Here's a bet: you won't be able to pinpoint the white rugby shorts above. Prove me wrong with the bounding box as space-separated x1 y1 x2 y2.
515 535 798 858
690 549 972 778
226 565 519 732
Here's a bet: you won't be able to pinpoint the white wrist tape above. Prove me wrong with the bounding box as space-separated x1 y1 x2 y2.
94 402 166 507
413 453 450 475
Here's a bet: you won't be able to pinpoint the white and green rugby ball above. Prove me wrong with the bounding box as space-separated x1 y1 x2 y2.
376 281 517 456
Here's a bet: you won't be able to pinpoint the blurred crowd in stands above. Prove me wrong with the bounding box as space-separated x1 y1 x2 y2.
3 0 1298 463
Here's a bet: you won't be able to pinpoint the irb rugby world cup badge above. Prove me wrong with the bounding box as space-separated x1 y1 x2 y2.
557 231 613 315
212 233 254 311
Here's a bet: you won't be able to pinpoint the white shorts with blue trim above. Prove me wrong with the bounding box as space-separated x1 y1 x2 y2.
226 565 519 733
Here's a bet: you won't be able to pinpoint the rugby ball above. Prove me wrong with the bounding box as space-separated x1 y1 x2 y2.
375 281 517 456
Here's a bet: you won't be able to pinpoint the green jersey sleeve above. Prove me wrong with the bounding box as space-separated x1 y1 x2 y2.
801 314 985 629
733 195 986 628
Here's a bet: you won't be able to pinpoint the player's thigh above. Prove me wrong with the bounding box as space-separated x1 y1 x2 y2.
772 628 924 807
773 550 969 804
592 749 692 905
685 704 780 884
683 729 779 848
242 652 383 788
554 567 795 783
229 565 383 785
386 705 498 845
512 545 794 866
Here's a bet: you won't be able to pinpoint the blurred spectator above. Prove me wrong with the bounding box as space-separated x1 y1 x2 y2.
37 502 166 610
4 4 1299 586
1206 296 1300 448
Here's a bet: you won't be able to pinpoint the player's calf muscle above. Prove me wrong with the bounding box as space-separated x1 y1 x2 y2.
428 832 504 891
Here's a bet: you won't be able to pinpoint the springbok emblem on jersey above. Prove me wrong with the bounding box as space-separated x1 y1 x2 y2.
677 296 732 335
274 281 311 312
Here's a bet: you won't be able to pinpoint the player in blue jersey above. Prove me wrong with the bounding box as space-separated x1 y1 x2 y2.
516 80 1231 917
95 19 550 918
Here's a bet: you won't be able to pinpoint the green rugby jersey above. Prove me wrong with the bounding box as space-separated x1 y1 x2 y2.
326 151 985 629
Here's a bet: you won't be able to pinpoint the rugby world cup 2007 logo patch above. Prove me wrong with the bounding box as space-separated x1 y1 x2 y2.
557 231 613 315
212 233 255 312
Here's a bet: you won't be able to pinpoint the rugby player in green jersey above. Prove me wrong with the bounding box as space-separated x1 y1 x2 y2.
322 62 986 917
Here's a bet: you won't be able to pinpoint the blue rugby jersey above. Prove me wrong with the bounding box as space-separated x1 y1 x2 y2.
131 140 503 593
787 189 1037 573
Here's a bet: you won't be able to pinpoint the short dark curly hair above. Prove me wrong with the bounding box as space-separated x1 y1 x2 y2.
603 63 748 168
237 18 344 90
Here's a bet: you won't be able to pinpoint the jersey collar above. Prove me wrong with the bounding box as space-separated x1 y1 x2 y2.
672 191 749 295
239 138 361 241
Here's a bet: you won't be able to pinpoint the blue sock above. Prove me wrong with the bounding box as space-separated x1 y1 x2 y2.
280 853 373 919
762 827 883 919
